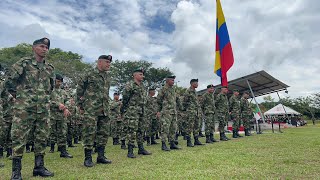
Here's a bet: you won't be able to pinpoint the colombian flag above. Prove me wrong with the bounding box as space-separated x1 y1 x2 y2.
214 0 234 86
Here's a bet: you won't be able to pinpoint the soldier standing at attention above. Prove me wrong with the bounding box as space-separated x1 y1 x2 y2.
240 91 253 136
182 79 204 147
49 74 72 158
215 86 230 141
77 55 113 167
157 75 181 151
145 87 159 146
201 84 218 143
110 92 122 146
121 68 151 158
5 37 55 179
229 89 242 138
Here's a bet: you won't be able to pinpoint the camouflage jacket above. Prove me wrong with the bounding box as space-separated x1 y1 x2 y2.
157 84 180 115
50 87 67 112
146 96 158 118
5 56 55 113
110 99 122 121
229 94 241 114
240 97 252 117
215 93 229 113
201 92 215 115
182 87 199 114
122 80 146 115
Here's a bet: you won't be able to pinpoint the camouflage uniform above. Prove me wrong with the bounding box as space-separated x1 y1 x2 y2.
229 94 241 134
5 57 55 157
66 98 78 147
110 99 122 142
201 92 216 135
240 97 253 130
77 68 111 149
157 84 180 148
215 92 230 141
145 95 158 142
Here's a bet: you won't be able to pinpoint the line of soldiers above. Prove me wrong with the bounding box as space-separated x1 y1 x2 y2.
0 37 254 180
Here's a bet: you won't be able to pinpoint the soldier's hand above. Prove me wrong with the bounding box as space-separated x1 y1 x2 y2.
59 103 66 111
64 109 71 117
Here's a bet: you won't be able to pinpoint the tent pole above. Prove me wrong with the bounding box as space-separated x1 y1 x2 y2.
276 92 288 133
246 80 264 133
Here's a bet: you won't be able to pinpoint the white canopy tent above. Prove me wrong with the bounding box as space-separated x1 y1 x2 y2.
264 104 301 116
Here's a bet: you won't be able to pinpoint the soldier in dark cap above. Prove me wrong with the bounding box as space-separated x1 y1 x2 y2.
240 91 253 136
182 79 204 147
215 86 230 141
145 86 159 146
77 55 113 167
110 92 122 146
48 74 73 158
4 37 55 179
121 68 151 158
201 84 218 143
229 89 242 138
157 75 181 151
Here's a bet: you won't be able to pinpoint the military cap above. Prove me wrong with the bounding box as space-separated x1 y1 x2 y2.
148 86 156 91
166 75 176 79
233 89 239 92
207 84 214 89
33 37 50 49
8 86 16 93
55 73 63 82
190 79 198 84
133 68 144 74
114 92 120 95
98 55 112 62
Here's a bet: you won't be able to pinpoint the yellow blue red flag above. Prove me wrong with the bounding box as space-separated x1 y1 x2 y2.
214 0 234 86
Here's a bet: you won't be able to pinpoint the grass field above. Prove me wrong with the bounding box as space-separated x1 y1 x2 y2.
1 125 320 179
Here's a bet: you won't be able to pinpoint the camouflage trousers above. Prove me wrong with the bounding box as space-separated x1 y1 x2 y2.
74 124 83 140
231 114 240 130
82 114 110 149
204 113 216 135
11 109 50 157
177 112 185 133
242 115 251 129
0 120 12 149
49 113 67 146
217 112 228 133
150 118 159 137
160 113 177 143
184 112 200 137
123 112 144 145
110 118 123 139
144 116 153 137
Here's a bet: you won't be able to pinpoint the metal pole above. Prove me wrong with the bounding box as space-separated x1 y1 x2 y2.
276 92 289 133
246 80 265 133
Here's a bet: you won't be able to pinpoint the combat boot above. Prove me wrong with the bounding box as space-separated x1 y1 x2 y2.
150 135 159 145
236 129 243 137
26 144 31 153
0 147 3 158
68 140 76 148
49 143 55 153
30 144 35 152
113 138 120 145
186 136 194 147
161 141 170 151
155 133 160 139
199 131 205 137
220 132 228 141
127 144 136 158
97 146 112 164
33 155 54 177
121 140 127 149
206 135 213 143
84 149 94 167
74 137 79 144
174 133 179 145
170 141 181 150
7 147 12 158
146 136 151 146
137 143 152 155
210 133 218 142
194 136 204 146
232 130 238 138
11 157 22 180
59 146 73 158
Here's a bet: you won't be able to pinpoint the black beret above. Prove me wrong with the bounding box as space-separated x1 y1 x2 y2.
8 87 16 93
190 79 198 84
166 75 176 79
149 87 156 91
133 68 144 74
33 37 50 49
113 92 120 95
233 89 239 92
55 73 63 82
98 55 112 62
207 84 214 89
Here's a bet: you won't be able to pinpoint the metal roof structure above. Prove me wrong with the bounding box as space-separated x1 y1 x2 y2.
198 70 290 97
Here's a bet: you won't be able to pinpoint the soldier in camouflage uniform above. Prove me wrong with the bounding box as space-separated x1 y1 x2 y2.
157 75 181 151
182 79 204 147
229 89 242 138
240 91 253 136
0 80 7 167
201 84 218 143
77 55 113 167
215 86 230 141
66 96 78 148
145 87 159 146
48 74 72 158
5 38 55 179
122 68 151 158
110 92 122 146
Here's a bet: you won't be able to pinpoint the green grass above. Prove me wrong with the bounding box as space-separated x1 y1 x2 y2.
1 125 320 179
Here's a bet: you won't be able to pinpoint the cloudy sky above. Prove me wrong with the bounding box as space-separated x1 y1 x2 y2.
0 0 319 101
